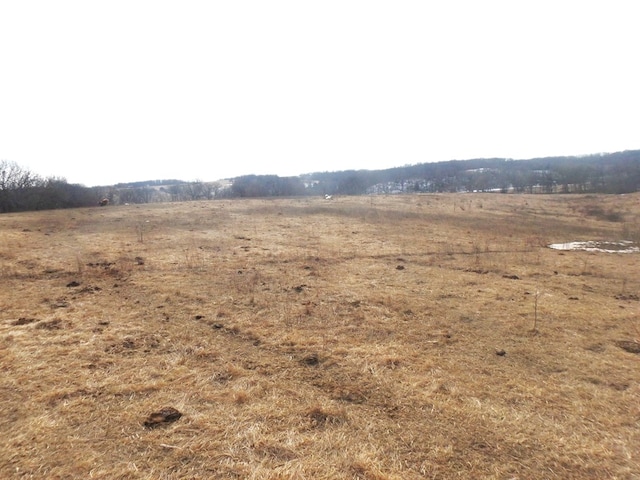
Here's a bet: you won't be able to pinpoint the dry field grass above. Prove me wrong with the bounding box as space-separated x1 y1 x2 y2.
1 193 639 479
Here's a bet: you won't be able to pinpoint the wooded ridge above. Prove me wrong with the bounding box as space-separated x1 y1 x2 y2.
1 150 639 212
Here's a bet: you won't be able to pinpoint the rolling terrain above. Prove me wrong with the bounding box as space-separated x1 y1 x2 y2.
1 193 639 479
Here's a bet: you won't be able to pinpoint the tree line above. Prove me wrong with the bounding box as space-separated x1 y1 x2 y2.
0 161 228 213
302 150 640 196
0 160 102 213
2 150 640 212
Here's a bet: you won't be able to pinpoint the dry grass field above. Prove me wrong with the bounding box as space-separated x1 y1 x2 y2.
1 193 640 479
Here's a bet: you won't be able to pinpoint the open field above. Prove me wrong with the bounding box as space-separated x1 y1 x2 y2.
1 193 640 479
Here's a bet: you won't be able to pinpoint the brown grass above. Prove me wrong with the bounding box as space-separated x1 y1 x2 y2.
1 193 640 479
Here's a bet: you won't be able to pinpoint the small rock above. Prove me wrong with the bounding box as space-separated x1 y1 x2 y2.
12 317 38 326
143 407 182 428
396 265 405 270
496 349 507 356
616 341 640 354
66 281 81 288
302 353 319 366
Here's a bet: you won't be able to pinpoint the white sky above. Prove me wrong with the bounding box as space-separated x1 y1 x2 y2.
1 1 639 187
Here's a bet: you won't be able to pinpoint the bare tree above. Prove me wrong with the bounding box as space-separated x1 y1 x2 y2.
0 160 40 212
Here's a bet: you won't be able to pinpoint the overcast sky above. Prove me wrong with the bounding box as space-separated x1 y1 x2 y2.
1 1 638 187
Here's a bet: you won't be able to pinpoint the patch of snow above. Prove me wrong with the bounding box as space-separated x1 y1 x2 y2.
548 240 640 253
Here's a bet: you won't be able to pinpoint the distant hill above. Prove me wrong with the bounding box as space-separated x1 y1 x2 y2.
291 150 640 197
97 149 640 198
2 150 639 213
113 179 187 188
